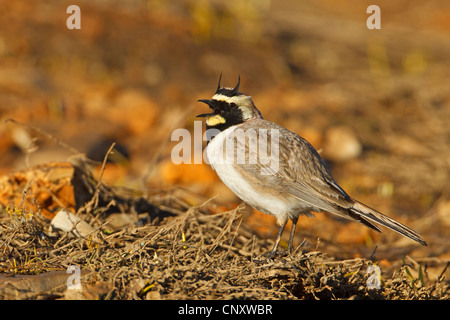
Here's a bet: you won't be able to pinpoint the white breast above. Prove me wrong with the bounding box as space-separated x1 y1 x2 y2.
206 127 291 225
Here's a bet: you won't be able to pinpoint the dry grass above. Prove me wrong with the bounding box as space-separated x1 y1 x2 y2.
0 168 448 300
0 0 449 301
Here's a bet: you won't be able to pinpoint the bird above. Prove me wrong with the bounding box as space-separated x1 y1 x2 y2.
197 75 427 257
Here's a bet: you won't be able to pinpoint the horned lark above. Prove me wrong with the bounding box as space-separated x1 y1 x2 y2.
197 76 427 256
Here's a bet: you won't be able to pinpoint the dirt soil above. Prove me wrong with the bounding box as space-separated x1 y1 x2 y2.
0 1 449 300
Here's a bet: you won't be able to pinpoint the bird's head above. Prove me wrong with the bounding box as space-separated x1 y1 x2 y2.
197 75 262 131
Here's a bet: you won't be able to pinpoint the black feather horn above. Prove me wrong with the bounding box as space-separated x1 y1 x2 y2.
197 99 214 108
215 73 223 94
231 75 240 95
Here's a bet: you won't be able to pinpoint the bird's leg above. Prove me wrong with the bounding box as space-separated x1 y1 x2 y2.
268 220 287 258
287 217 298 253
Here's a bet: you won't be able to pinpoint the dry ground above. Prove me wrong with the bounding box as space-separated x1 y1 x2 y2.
0 1 449 300
0 160 448 300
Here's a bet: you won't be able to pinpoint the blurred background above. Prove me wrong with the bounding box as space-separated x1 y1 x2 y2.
0 0 449 259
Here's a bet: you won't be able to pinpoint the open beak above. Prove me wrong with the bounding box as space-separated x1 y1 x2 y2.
196 99 215 117
196 113 213 118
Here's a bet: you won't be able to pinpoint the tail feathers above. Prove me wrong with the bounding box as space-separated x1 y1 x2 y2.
350 199 427 246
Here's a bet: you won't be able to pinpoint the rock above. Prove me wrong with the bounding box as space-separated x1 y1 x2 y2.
0 162 94 219
159 160 219 192
323 126 362 162
109 89 159 135
0 271 73 299
50 209 95 238
104 212 138 232
437 199 450 227
335 222 379 245
386 135 429 156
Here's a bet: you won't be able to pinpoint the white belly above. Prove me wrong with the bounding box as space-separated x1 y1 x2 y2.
206 127 291 225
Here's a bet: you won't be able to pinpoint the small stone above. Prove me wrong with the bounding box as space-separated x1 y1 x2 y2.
323 126 362 162
50 209 95 238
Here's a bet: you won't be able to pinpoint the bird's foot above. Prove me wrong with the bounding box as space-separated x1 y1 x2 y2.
252 250 290 264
